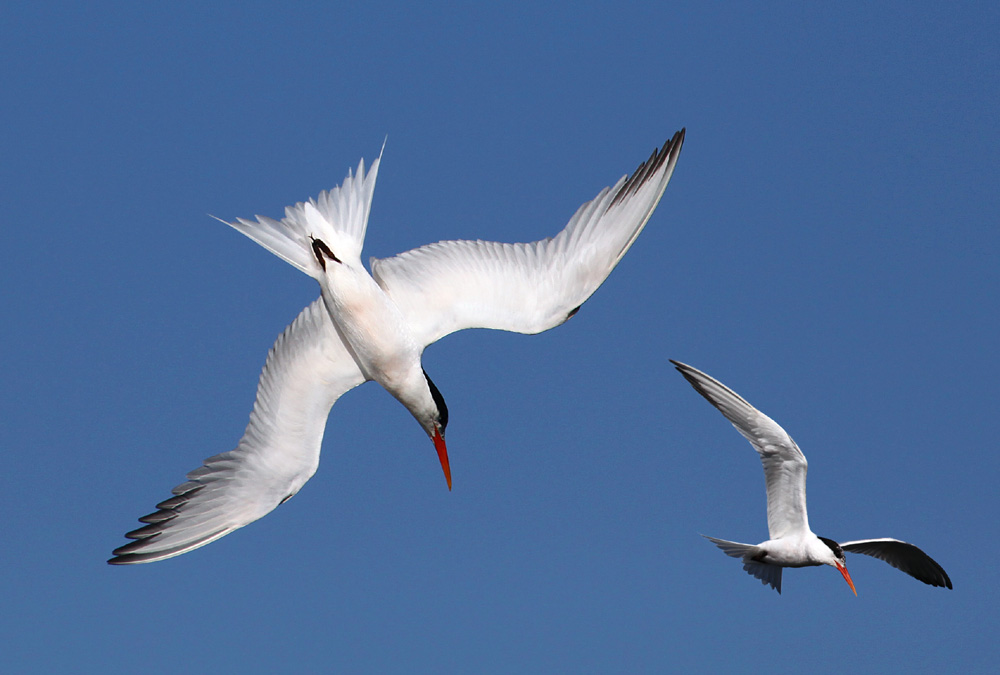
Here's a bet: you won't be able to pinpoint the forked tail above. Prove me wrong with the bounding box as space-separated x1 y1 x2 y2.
215 144 384 277
703 535 758 559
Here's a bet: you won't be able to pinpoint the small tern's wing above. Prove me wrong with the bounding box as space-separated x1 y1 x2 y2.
672 360 810 540
840 538 952 589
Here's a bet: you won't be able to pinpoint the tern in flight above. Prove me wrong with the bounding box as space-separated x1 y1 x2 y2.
108 129 685 564
671 360 952 594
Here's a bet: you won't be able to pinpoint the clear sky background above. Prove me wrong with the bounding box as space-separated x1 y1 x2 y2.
2 2 997 673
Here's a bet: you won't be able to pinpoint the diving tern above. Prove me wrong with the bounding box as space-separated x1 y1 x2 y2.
671 359 952 594
108 129 685 564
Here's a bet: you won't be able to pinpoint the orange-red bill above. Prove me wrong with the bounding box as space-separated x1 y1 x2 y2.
836 561 858 596
433 428 452 491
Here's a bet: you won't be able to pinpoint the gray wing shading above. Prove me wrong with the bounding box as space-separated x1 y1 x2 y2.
672 360 810 541
370 130 684 348
703 535 782 593
109 298 367 564
840 538 953 589
743 561 783 593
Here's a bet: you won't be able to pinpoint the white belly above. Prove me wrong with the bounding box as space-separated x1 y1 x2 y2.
320 263 420 388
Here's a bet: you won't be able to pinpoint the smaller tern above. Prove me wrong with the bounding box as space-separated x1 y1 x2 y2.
671 360 952 595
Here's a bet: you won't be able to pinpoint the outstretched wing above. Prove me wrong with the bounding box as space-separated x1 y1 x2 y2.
672 360 810 540
109 298 367 564
840 538 953 589
370 130 684 347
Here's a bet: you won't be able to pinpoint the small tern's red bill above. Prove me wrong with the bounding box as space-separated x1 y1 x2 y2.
836 561 858 596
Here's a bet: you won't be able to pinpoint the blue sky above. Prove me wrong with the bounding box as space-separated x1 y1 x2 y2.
2 2 997 672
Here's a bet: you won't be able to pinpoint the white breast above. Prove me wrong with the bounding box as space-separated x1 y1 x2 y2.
320 262 421 388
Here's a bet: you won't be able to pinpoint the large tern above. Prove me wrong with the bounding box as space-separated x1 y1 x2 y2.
671 360 952 594
108 129 685 564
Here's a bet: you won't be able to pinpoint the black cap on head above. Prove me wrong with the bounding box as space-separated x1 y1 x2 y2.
423 369 448 430
818 536 844 560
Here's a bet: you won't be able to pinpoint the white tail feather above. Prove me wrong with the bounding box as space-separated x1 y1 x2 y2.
215 145 383 278
703 535 758 559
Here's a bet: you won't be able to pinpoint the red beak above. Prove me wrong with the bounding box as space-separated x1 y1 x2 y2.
836 561 858 596
433 427 451 491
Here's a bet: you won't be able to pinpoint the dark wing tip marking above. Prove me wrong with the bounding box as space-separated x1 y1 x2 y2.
153 484 205 511
669 359 757 412
107 483 209 565
107 527 228 565
670 359 719 402
608 128 685 209
842 539 953 589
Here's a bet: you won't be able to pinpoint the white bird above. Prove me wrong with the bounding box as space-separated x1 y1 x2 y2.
108 130 685 564
670 359 952 595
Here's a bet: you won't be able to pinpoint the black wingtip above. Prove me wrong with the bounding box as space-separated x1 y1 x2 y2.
108 480 209 565
669 359 701 388
670 359 695 385
841 539 953 590
609 128 686 209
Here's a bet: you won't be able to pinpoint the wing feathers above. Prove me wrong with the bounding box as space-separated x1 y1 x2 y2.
841 538 952 589
371 129 684 347
672 360 810 540
743 560 783 593
109 299 366 564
